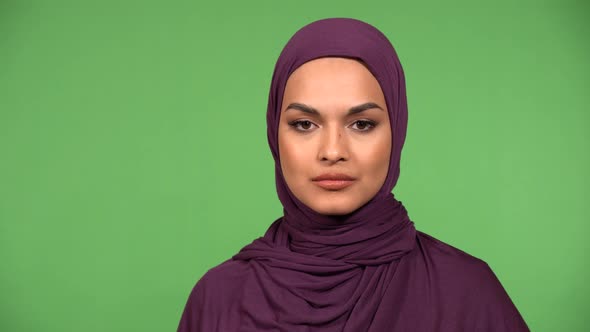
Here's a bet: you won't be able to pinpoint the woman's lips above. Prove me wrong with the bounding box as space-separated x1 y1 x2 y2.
313 179 355 190
311 173 356 190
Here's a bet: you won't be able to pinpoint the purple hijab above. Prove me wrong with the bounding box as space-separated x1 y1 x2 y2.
178 18 529 331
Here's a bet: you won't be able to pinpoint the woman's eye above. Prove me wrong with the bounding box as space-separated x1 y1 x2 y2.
351 120 376 132
289 120 317 132
288 120 376 133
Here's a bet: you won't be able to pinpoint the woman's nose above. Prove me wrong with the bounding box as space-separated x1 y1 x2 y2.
317 125 349 163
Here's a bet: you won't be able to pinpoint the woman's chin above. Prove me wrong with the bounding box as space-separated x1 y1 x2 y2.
305 197 364 216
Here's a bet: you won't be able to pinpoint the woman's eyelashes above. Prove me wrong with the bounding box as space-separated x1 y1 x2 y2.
287 119 378 133
288 120 317 132
351 119 377 131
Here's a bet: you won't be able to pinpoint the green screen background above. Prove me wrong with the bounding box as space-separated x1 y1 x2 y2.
1 0 588 331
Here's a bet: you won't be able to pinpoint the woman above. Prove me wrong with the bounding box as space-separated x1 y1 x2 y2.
178 18 529 331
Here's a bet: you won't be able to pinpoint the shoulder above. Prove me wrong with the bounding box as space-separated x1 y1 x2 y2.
413 231 529 330
189 258 251 305
415 230 489 269
178 259 252 331
415 230 502 292
416 230 483 261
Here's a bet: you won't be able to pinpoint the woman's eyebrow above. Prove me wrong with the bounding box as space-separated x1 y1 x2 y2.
285 102 384 115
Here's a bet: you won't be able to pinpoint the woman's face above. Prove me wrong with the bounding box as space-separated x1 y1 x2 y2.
278 57 391 215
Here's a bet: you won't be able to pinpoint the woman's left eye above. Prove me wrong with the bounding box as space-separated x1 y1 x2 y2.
289 120 317 132
351 120 376 131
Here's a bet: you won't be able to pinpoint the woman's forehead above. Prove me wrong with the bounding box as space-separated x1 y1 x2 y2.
281 58 385 110
286 57 372 80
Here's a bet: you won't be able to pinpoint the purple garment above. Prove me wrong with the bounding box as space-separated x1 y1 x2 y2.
178 18 529 331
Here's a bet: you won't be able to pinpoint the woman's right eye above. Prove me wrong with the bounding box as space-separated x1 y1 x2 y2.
288 120 317 132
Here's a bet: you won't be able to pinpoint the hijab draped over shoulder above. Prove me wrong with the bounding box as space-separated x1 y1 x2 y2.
178 18 529 331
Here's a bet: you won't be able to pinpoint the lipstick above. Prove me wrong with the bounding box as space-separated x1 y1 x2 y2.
312 173 356 190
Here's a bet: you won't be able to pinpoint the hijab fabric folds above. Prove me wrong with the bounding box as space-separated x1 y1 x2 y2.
178 18 529 331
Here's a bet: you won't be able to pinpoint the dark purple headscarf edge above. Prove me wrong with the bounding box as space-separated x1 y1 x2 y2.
266 17 409 228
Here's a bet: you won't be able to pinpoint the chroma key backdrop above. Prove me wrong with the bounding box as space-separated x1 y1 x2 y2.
1 1 588 331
